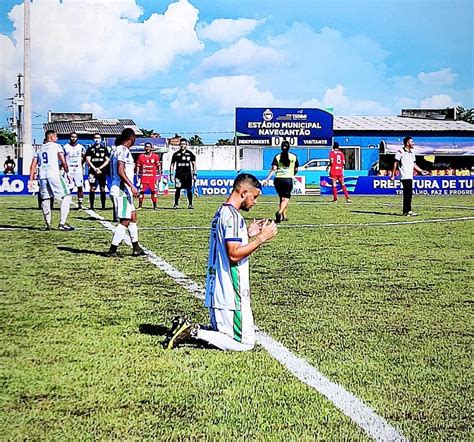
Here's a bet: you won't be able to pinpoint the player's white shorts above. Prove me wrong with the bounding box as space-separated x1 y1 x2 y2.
68 167 84 188
112 188 136 220
39 177 70 200
209 303 255 346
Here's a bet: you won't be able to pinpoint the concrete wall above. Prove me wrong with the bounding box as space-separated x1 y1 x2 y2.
162 144 236 171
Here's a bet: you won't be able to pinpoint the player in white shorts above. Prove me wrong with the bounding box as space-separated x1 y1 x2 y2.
63 132 85 209
28 130 74 231
163 173 277 351
106 128 145 257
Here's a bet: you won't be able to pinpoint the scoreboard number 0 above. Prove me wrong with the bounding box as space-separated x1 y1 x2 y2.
271 136 298 147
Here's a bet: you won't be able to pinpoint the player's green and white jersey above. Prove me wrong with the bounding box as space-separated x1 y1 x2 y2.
63 143 85 169
35 142 63 180
205 203 250 311
110 145 134 196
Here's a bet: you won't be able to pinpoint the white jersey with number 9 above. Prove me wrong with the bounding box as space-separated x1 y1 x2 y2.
36 142 63 180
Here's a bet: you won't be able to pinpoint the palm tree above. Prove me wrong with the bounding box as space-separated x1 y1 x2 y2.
189 134 203 146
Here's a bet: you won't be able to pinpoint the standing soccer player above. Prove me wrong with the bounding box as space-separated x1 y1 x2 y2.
28 130 74 230
391 136 429 216
63 132 86 209
85 133 110 210
328 142 353 203
107 128 145 257
170 138 196 209
163 173 277 350
136 142 161 210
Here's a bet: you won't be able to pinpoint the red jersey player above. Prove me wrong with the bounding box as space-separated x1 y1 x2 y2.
328 142 353 203
136 142 162 209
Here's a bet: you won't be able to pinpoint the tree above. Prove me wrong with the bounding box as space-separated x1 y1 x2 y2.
456 106 474 124
140 128 154 137
189 134 203 146
0 128 17 145
216 138 234 145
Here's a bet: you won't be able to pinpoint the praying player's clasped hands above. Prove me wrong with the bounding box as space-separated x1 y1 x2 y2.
248 218 278 242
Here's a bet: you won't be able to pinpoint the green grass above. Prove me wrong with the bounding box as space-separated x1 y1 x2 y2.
1 194 473 440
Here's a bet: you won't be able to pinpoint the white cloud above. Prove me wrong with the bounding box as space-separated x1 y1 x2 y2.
197 18 264 43
171 75 284 115
417 68 456 87
197 38 283 74
4 0 203 94
419 94 461 108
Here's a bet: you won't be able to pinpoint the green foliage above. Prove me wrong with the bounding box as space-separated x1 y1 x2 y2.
0 127 17 145
456 106 474 124
140 128 154 137
189 134 203 146
1 195 472 440
216 138 234 145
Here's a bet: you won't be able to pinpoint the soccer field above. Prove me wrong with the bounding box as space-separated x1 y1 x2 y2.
1 195 473 440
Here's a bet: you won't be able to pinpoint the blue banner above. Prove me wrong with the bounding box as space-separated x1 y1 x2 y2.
320 175 474 195
236 107 333 147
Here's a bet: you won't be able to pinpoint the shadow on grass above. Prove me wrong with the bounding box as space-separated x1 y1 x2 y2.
139 323 169 336
57 246 109 257
7 207 59 211
350 210 401 216
0 223 46 231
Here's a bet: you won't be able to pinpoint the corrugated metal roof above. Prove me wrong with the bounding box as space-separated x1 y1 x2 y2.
334 116 474 132
43 119 143 136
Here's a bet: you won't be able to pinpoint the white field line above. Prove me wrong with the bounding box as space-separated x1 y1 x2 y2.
85 207 406 441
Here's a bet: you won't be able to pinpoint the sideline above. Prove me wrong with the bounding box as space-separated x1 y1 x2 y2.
84 207 406 441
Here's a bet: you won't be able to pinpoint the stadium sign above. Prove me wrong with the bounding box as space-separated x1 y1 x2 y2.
320 176 474 195
236 107 333 147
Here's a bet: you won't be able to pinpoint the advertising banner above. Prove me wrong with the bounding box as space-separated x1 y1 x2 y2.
196 173 305 196
0 174 170 196
320 175 474 195
236 107 333 147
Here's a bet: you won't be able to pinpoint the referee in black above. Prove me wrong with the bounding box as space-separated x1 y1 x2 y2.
170 138 197 209
85 133 110 210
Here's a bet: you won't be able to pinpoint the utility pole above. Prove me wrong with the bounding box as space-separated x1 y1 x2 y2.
22 0 33 174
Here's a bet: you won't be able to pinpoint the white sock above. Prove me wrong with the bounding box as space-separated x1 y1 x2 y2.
41 199 52 226
59 194 72 225
128 222 138 242
197 329 254 351
112 223 127 246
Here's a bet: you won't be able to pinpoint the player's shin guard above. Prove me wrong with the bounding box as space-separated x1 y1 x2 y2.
89 191 95 209
187 189 193 206
60 194 72 225
174 188 181 206
138 193 145 208
332 186 338 200
111 223 127 246
100 190 106 209
342 185 349 199
151 193 157 207
41 198 52 226
128 222 138 243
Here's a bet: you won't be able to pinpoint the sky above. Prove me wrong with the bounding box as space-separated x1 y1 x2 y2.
0 0 473 143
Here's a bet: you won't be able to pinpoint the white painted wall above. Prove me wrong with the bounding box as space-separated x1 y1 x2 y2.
162 145 236 171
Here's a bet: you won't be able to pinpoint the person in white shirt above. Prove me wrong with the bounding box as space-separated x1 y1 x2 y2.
107 128 145 257
63 132 85 209
28 130 74 230
163 173 277 351
391 136 429 216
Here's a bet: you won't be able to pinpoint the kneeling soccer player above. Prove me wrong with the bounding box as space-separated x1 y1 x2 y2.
163 173 277 350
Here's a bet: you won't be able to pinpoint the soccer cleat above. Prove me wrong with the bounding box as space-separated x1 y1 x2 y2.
173 205 179 209
44 224 51 231
77 203 83 210
188 204 194 209
331 199 338 203
132 247 146 257
58 223 75 231
106 249 119 258
136 207 143 211
282 216 289 222
406 211 418 217
162 318 198 349
346 199 353 204
275 211 282 223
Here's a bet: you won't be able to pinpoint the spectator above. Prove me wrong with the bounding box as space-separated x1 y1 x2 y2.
3 156 15 174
